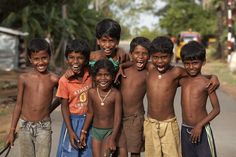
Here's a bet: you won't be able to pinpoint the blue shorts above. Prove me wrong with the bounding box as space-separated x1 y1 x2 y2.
56 115 92 157
181 124 217 157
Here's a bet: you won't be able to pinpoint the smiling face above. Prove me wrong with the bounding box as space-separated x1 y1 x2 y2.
29 50 50 73
151 52 172 73
95 68 113 91
67 52 86 75
183 59 205 77
97 36 119 56
131 45 149 70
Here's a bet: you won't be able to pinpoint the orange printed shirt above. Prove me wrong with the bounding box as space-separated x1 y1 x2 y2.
56 68 92 115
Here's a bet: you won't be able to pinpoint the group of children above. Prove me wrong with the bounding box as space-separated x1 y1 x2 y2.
6 18 220 157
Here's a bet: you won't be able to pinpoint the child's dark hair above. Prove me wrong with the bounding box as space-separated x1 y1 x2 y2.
96 18 121 41
150 36 173 55
130 37 151 54
180 41 206 62
65 39 90 64
92 59 116 79
27 38 51 58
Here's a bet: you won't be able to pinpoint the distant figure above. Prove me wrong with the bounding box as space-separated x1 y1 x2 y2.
180 41 220 157
6 38 59 157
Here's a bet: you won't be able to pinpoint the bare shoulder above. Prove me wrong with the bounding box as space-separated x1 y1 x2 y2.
18 72 29 83
112 87 121 95
172 66 187 78
146 62 155 71
49 71 59 83
173 66 185 73
88 87 96 95
198 75 210 83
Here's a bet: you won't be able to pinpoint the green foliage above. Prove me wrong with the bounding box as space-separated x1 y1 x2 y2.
0 0 102 67
137 26 161 40
158 0 217 37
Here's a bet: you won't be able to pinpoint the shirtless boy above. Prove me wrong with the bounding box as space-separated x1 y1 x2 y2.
89 18 129 69
144 36 219 157
79 59 127 157
6 38 59 157
120 37 151 157
180 41 220 157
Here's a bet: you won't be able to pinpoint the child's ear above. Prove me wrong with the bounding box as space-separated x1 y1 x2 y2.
129 53 132 61
28 56 32 63
96 39 100 46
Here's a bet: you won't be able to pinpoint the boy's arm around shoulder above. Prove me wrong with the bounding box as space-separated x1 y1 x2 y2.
48 72 60 113
114 61 134 83
79 89 94 149
117 47 130 63
6 74 25 146
203 74 220 93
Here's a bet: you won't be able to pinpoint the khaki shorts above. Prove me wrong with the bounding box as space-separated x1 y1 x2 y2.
144 117 182 157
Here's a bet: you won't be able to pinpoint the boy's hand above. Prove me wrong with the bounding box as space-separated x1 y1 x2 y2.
107 137 116 152
207 75 220 93
78 132 87 149
6 131 15 147
68 131 79 149
64 69 75 79
114 66 126 83
190 124 203 143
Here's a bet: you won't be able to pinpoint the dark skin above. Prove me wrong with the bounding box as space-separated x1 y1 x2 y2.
121 65 147 116
121 45 149 117
60 52 89 149
147 52 219 121
146 65 183 120
90 48 129 64
179 59 220 143
65 47 129 79
6 50 59 146
79 69 123 157
120 45 150 157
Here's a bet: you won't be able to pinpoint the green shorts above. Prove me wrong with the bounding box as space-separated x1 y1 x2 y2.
91 126 113 141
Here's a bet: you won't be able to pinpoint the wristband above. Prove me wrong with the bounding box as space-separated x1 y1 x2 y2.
81 129 87 134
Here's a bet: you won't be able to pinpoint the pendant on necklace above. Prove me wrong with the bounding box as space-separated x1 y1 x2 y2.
101 102 105 106
158 74 162 79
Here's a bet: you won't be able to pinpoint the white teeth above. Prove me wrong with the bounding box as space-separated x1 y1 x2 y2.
157 67 165 71
38 66 45 70
99 82 108 87
137 63 144 68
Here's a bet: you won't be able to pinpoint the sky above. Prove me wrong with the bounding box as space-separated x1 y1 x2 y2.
133 1 165 30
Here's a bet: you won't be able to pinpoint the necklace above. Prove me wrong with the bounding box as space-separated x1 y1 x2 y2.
97 87 112 106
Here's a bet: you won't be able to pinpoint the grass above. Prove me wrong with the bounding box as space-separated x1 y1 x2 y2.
203 60 236 86
0 81 17 90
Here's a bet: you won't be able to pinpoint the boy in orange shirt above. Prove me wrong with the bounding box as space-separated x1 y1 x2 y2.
56 39 92 157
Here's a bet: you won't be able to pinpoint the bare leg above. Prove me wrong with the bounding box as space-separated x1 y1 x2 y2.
118 147 128 157
92 138 102 157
